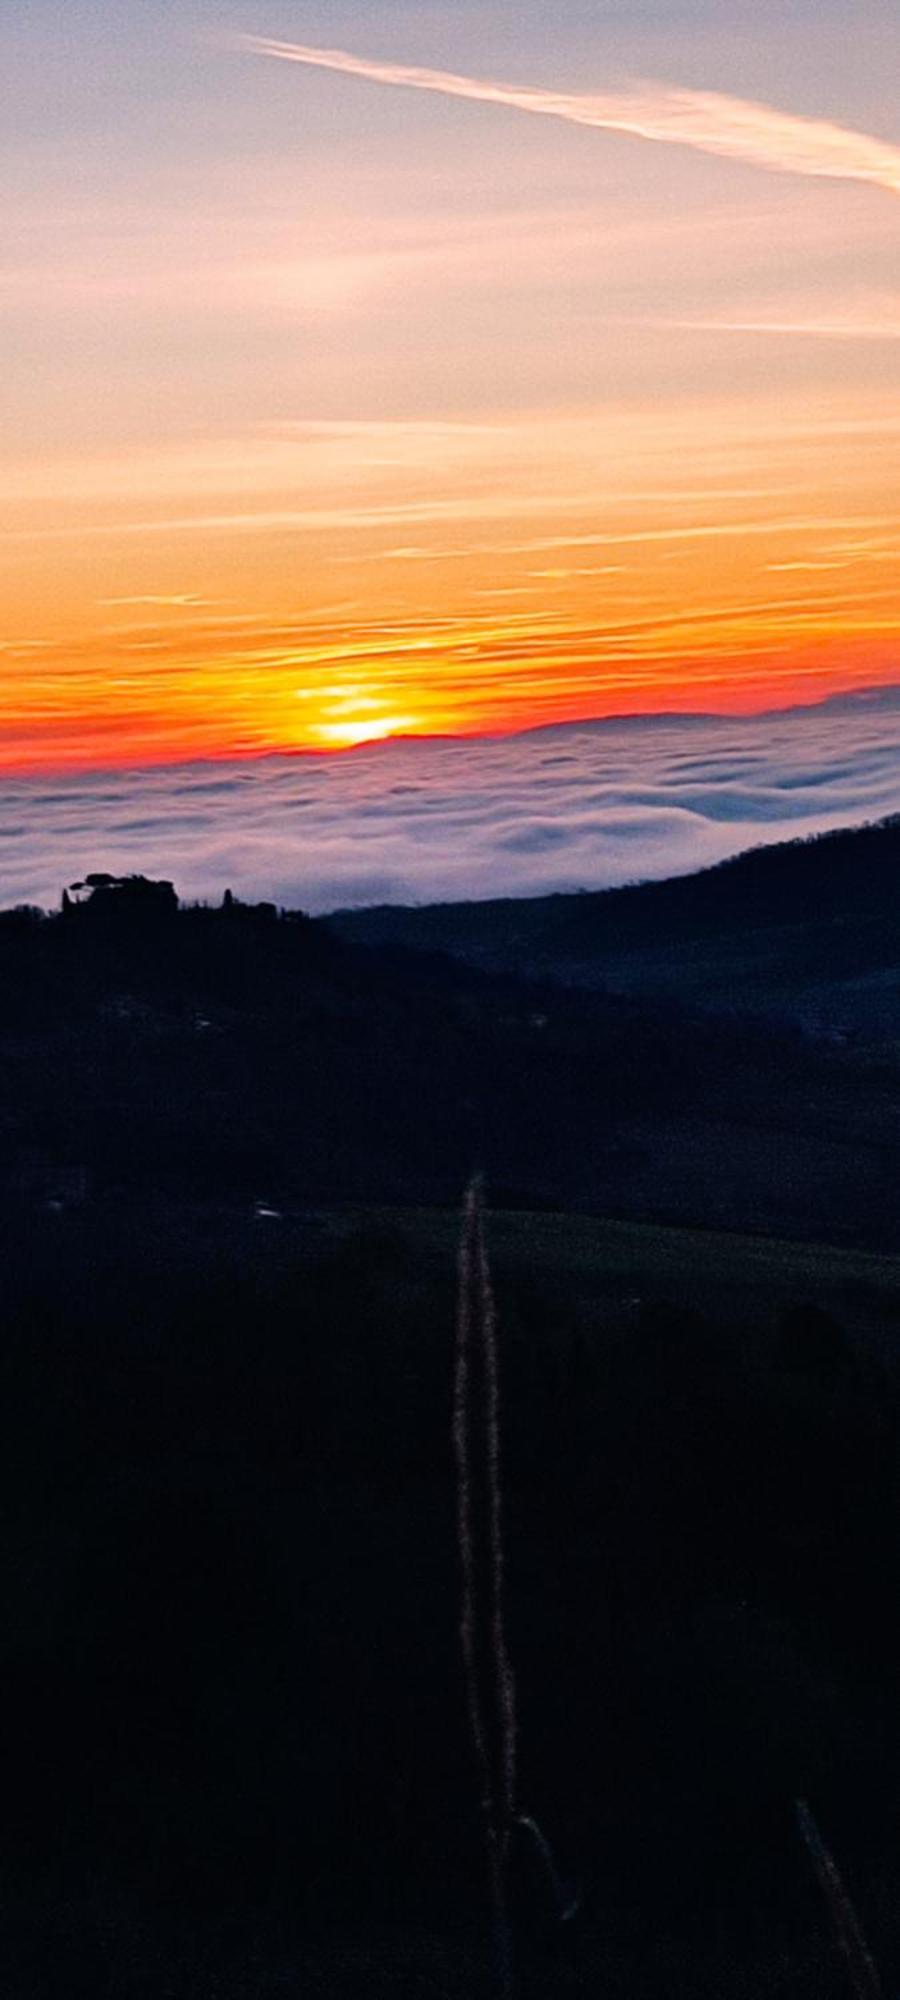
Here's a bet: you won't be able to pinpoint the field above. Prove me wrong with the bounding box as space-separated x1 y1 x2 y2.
361 1200 900 1325
3 1192 900 1994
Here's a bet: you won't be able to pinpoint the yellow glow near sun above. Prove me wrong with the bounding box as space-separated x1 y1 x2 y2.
314 714 419 747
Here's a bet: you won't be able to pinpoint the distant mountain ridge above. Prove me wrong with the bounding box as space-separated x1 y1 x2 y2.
505 683 900 741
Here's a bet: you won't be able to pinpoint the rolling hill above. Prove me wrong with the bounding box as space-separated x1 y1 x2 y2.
2 826 900 1248
333 814 900 1042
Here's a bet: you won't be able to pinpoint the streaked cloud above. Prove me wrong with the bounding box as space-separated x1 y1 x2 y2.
237 35 900 198
16 499 893 551
662 312 900 340
99 594 218 609
379 514 900 563
768 560 858 573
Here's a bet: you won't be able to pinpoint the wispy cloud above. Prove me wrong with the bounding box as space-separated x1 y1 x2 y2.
771 550 900 572
236 36 900 199
10 504 896 554
768 560 858 573
99 594 218 609
661 313 900 340
379 515 900 563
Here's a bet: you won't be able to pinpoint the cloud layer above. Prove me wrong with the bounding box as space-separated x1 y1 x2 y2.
237 36 900 198
3 691 900 916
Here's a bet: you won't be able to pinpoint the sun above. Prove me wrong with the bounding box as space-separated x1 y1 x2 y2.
314 714 418 748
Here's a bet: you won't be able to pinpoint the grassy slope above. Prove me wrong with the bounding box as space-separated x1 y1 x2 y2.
360 1200 900 1320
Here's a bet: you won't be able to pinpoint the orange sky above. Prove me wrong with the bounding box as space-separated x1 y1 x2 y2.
3 394 897 772
2 7 898 773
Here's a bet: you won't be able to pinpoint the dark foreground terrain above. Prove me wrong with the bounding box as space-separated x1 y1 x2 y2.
1 828 900 1994
3 1200 900 1995
3 830 900 1248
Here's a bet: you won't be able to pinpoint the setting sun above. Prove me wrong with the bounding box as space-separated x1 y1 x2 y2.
314 713 420 747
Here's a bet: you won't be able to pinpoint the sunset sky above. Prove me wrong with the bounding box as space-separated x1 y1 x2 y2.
2 0 899 772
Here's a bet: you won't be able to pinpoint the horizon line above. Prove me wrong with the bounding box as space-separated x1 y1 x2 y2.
2 679 899 785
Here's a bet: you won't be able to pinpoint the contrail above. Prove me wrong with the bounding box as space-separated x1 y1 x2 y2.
235 34 900 198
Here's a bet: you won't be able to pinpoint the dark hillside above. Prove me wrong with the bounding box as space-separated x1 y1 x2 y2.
2 877 900 1247
333 815 900 1038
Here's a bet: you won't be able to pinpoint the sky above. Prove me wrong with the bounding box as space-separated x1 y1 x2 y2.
1 0 899 772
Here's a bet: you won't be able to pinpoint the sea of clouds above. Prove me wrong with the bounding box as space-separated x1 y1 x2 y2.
3 688 900 916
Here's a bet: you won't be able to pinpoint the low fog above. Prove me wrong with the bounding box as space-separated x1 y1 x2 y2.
4 687 899 915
